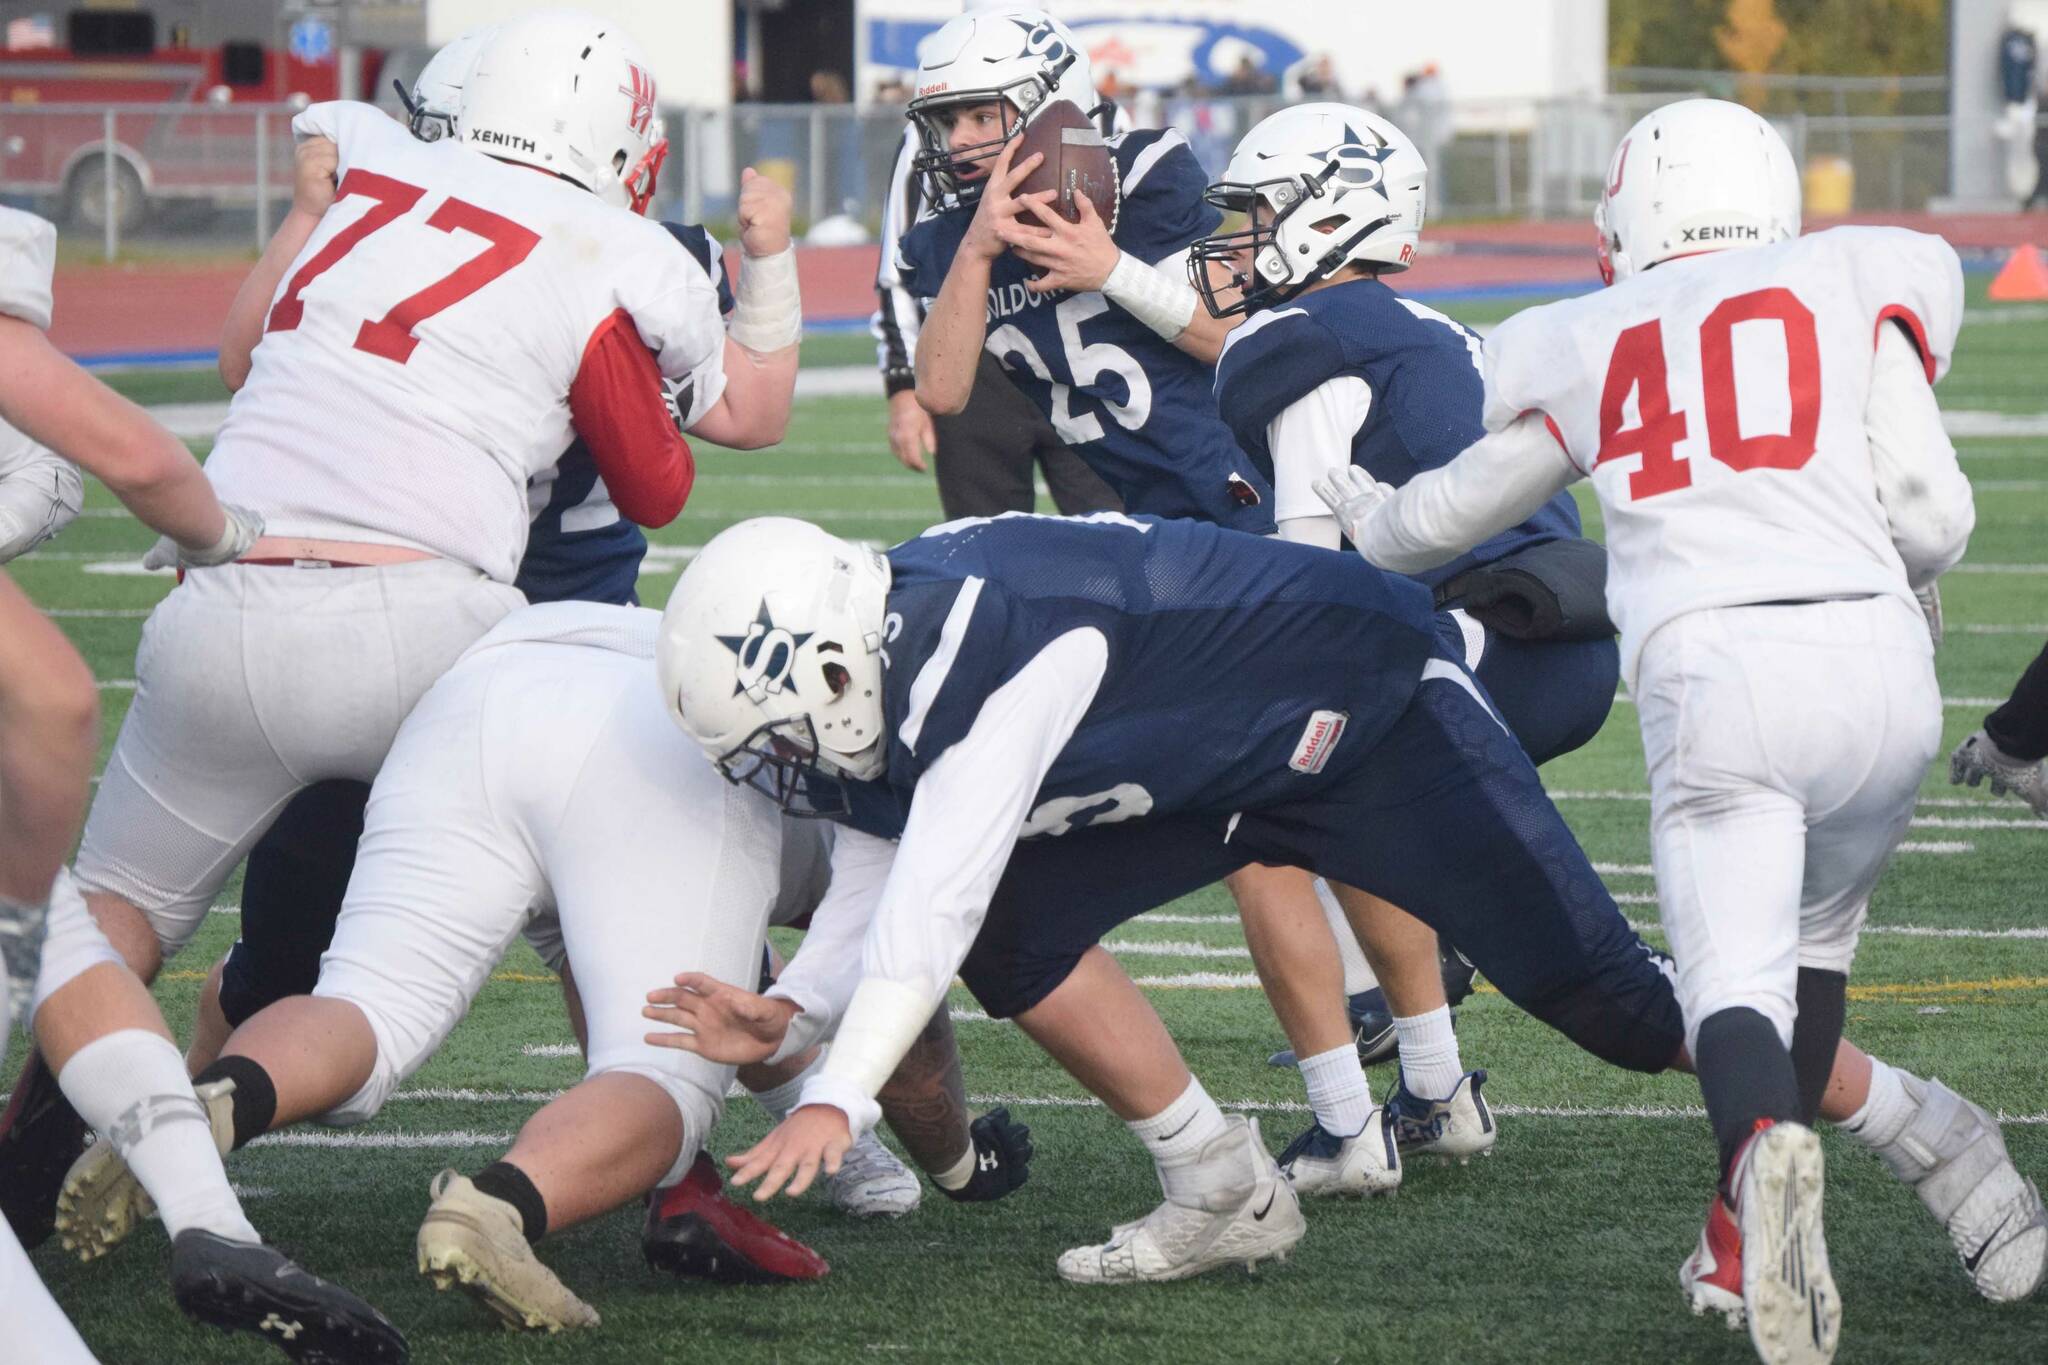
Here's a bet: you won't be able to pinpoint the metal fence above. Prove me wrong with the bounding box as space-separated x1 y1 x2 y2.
0 93 2028 261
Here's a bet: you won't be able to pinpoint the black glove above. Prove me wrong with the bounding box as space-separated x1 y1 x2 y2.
940 1107 1034 1203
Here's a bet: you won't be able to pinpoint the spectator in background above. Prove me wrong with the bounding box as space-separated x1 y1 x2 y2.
1290 53 1340 100
1998 21 2040 204
808 70 862 222
1224 53 1277 96
1400 64 1452 214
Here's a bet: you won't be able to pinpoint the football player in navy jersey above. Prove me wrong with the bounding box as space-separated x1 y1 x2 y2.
1191 105 1627 1189
898 8 1273 530
649 512 1690 1282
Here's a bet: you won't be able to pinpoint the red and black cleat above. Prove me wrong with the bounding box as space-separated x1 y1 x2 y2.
0 1050 93 1249
642 1153 829 1285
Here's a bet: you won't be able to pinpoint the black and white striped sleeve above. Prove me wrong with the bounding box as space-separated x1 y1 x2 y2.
872 124 925 397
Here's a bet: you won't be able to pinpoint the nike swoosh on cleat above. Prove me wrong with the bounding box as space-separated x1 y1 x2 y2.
1964 1215 2012 1273
1252 1191 1276 1222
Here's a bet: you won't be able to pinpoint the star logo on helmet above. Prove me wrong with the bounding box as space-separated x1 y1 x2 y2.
1323 124 1395 190
1007 16 1067 63
717 601 811 699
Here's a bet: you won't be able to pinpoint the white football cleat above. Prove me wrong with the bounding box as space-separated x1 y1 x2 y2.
1680 1192 1747 1331
56 1077 235 1262
1872 1075 2047 1303
1057 1116 1305 1284
1730 1122 1839 1365
417 1170 598 1332
825 1130 921 1218
1387 1068 1497 1163
1275 1110 1401 1197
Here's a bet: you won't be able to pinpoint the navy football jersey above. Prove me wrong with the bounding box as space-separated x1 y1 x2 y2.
1213 278 1582 590
516 223 734 606
839 512 1436 842
896 130 1274 533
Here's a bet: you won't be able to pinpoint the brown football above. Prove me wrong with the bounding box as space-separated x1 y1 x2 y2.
1012 99 1119 230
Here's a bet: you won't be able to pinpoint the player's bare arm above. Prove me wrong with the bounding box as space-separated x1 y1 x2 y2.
689 168 801 450
219 136 337 392
0 318 254 561
999 196 1240 365
870 1007 974 1175
915 134 1046 416
0 574 97 906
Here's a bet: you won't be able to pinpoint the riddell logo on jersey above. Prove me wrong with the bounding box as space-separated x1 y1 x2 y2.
1289 710 1348 775
472 128 538 154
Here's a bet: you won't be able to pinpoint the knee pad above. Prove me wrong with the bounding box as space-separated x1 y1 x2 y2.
595 1061 723 1187
30 872 124 1019
316 1047 401 1129
1797 903 1866 976
1531 939 1690 1074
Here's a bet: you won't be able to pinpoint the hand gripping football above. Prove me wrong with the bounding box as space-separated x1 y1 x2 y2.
1013 99 1119 231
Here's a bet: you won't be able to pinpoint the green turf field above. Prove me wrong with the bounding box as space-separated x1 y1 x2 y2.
9 284 2047 1364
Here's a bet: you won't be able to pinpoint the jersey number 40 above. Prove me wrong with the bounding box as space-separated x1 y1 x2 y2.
266 170 540 364
1596 286 1820 500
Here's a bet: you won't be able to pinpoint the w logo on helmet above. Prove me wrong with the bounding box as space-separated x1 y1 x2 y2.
717 602 811 700
619 62 657 138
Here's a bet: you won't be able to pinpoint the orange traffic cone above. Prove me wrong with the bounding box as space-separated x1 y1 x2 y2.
1988 245 2048 301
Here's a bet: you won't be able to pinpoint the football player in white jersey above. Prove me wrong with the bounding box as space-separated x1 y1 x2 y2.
0 208 404 1361
1319 98 2044 1362
65 603 1033 1332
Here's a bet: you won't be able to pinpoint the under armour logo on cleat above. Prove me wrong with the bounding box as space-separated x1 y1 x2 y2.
260 1313 303 1340
978 1150 1000 1172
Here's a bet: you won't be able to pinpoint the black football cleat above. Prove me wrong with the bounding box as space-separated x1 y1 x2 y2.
0 1050 92 1248
642 1152 829 1285
170 1228 409 1364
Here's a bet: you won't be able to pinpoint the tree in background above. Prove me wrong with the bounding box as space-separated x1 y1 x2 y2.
1613 0 1943 78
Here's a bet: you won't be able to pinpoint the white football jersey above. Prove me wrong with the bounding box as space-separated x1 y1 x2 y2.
0 207 63 487
205 101 729 584
1482 226 1962 683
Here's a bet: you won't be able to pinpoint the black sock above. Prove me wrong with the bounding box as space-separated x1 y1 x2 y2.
1693 1006 1801 1194
1790 968 1848 1126
191 1055 278 1151
472 1161 548 1244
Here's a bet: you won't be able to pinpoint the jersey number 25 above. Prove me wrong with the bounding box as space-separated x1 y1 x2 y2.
1596 286 1820 500
266 170 540 364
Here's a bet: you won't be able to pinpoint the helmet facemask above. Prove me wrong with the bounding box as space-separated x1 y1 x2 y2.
1190 162 1389 318
713 714 857 818
907 59 1072 204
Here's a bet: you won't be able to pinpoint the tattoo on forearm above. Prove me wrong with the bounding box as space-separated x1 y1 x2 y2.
874 1006 971 1174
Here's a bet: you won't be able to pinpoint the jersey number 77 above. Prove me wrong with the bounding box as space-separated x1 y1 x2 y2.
1596 286 1821 500
266 169 541 365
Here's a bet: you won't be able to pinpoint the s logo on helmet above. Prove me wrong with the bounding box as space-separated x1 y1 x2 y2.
1325 126 1393 191
1014 17 1068 64
619 62 657 138
716 602 811 700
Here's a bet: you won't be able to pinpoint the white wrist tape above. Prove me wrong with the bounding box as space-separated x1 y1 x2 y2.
729 246 802 353
811 975 931 1133
1102 251 1197 342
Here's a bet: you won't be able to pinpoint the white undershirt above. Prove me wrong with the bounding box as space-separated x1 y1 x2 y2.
1269 374 1371 551
766 626 1111 1133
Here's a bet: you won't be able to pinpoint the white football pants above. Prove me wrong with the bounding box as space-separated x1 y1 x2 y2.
310 621 781 1186
73 560 523 956
1635 595 1941 1056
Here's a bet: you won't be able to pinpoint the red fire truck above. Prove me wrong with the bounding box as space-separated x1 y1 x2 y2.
0 1 421 232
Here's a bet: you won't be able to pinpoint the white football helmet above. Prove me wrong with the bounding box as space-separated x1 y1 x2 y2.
907 7 1099 200
1190 104 1428 318
457 8 667 214
658 518 893 814
397 25 495 143
1595 98 1801 285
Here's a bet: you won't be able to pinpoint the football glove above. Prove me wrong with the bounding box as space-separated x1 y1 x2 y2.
1312 464 1397 547
939 1106 1034 1203
1915 582 1944 651
142 503 264 572
0 893 50 1029
1949 730 2048 817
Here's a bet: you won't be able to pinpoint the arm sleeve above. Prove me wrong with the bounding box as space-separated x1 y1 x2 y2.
1867 321 1974 587
1269 376 1372 527
1355 412 1581 574
567 310 695 527
872 129 924 392
762 826 900 1063
0 208 57 330
795 627 1110 1132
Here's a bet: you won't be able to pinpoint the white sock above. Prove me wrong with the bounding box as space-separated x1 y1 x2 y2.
746 1052 824 1123
1393 1005 1464 1099
1127 1076 1230 1170
1298 1044 1374 1138
1841 1057 1916 1150
1315 881 1378 996
57 1030 258 1243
